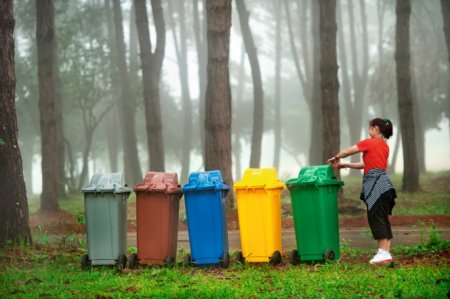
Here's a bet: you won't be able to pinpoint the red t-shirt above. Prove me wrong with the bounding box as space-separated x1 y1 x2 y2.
356 138 389 174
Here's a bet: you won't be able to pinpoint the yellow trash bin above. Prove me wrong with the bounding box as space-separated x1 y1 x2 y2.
233 168 286 264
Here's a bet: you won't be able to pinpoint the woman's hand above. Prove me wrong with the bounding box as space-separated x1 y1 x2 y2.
335 162 347 169
326 156 339 165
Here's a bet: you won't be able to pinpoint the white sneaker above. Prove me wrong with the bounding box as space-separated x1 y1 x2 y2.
369 249 393 265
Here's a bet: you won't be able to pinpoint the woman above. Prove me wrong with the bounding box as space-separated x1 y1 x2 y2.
327 118 397 265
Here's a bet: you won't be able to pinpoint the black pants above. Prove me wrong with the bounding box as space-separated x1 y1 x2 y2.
367 191 396 240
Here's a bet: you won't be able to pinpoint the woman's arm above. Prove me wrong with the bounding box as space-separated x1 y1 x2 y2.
326 145 360 164
335 162 364 169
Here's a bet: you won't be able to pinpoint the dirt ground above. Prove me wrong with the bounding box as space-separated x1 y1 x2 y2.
29 208 450 236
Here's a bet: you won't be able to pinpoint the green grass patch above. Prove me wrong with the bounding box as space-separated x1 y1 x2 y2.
0 245 449 298
2 223 449 298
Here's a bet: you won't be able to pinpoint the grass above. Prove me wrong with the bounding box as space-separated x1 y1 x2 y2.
2 224 449 298
1 244 449 298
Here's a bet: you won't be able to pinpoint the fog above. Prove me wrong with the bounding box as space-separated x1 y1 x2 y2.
14 0 450 194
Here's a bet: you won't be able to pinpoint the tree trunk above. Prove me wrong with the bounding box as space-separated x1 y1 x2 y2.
273 1 282 169
104 0 119 173
179 0 192 183
168 0 192 182
234 46 246 181
106 111 119 172
411 59 426 173
54 45 65 197
236 0 264 168
309 0 323 165
112 0 142 184
337 0 352 135
134 0 166 172
204 0 234 209
319 0 340 162
65 138 77 194
395 0 419 192
0 0 32 247
193 0 207 167
129 1 139 96
21 138 34 194
36 0 59 211
440 0 450 135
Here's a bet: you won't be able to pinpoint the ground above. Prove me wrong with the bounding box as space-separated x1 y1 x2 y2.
28 205 450 235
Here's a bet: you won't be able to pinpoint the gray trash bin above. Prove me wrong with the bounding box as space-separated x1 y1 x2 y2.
80 173 131 270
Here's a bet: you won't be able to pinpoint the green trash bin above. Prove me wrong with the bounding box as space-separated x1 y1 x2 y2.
80 173 132 270
286 165 344 263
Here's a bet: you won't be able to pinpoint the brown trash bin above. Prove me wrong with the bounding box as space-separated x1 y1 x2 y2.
129 172 182 267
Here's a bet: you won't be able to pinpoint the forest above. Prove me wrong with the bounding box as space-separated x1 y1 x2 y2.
1 1 450 297
1 0 450 249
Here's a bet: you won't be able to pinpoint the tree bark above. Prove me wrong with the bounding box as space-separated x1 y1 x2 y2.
112 0 142 184
0 0 32 247
204 0 234 209
193 0 207 167
395 0 419 192
36 0 59 211
236 0 264 168
319 0 340 162
134 0 166 173
273 1 282 169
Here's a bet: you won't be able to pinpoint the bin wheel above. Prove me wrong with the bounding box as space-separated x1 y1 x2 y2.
182 254 192 268
128 253 139 269
289 250 300 265
117 254 127 270
235 251 245 264
80 254 91 271
221 252 230 268
270 251 282 265
323 249 335 262
165 256 175 268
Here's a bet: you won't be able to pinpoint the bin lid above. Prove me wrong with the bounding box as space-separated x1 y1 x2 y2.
233 168 286 190
82 173 132 194
285 165 344 188
134 172 181 194
182 170 230 192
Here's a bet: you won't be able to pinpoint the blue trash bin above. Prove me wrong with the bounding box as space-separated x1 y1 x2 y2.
182 170 230 267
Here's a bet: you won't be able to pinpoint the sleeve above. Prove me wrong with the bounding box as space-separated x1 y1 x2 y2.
356 138 372 153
